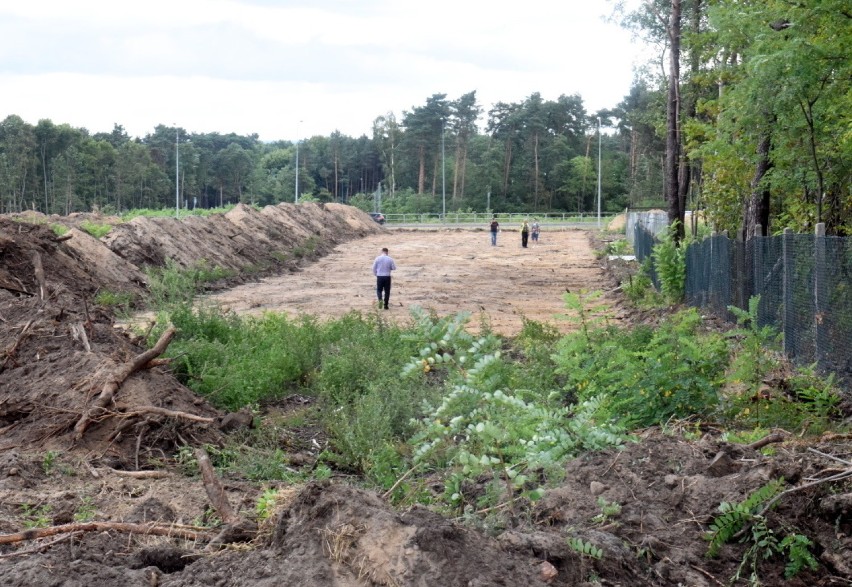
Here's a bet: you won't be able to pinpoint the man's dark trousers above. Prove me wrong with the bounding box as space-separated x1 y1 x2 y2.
377 276 391 309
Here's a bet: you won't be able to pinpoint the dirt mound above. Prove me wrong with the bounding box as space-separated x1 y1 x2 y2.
102 202 380 279
0 216 219 461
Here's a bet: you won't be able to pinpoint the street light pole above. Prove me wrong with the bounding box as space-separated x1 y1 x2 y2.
596 117 602 228
175 127 180 218
295 120 302 203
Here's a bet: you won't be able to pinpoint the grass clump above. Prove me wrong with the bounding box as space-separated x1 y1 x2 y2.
79 220 113 239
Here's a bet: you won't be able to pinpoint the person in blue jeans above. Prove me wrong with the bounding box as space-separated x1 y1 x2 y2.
371 247 397 309
489 218 499 246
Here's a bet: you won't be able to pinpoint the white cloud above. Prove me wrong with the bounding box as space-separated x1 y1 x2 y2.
0 0 651 141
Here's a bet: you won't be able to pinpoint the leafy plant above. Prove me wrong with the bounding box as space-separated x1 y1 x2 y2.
652 222 686 303
42 450 59 475
567 536 603 560
74 497 96 522
21 503 52 529
706 479 818 583
591 497 621 525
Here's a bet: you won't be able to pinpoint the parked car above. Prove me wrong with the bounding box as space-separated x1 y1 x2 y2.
369 212 386 224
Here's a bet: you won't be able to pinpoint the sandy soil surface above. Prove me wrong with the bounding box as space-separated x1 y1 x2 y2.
207 228 615 336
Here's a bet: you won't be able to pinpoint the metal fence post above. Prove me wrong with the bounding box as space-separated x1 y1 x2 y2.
752 224 763 322
782 227 795 356
814 222 826 366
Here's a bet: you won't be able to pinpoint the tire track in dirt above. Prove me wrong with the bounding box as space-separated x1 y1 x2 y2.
206 228 615 336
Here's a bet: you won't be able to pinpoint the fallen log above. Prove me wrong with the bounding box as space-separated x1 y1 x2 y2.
73 326 176 440
0 521 207 545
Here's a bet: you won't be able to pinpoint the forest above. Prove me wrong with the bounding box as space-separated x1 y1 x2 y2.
0 0 849 236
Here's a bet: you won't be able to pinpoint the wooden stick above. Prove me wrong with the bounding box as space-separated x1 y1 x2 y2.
745 431 787 451
31 251 46 301
0 521 206 545
194 448 239 526
73 326 176 440
1 320 33 372
71 322 92 353
194 447 257 548
127 406 214 424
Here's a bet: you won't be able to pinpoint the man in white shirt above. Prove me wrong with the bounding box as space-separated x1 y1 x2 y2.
371 247 397 310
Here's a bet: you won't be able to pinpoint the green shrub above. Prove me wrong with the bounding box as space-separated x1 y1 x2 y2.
652 223 686 303
79 220 113 239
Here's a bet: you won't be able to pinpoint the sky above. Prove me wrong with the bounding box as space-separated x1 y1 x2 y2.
0 0 649 142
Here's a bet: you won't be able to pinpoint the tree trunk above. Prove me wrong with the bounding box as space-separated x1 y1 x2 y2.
743 131 772 240
665 0 684 242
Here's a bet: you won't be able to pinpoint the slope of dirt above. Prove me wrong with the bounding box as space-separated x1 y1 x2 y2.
0 206 850 586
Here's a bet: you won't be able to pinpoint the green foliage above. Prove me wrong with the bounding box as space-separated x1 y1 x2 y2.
592 497 622 525
406 308 624 509
21 503 52 529
95 289 134 312
51 223 69 237
145 259 233 310
567 537 603 560
554 307 728 429
167 309 323 409
622 259 660 307
706 479 784 557
705 477 818 582
727 296 780 394
41 450 59 475
788 363 841 419
73 497 97 523
79 220 113 239
652 223 686 303
255 488 280 522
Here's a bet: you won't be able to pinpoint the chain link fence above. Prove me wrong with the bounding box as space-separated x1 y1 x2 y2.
635 224 852 388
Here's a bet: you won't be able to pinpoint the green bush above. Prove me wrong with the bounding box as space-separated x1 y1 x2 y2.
652 222 686 303
79 220 113 239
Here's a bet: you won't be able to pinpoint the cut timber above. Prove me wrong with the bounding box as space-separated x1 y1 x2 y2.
73 326 176 440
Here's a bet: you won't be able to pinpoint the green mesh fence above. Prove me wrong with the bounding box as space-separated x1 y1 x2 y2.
683 229 852 388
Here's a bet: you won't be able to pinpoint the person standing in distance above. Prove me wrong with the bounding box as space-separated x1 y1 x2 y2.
521 220 530 248
489 217 500 246
372 247 397 310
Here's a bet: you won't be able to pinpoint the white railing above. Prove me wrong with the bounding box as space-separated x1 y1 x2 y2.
381 212 612 225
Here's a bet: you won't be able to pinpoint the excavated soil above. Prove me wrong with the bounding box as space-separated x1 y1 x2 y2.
0 205 850 587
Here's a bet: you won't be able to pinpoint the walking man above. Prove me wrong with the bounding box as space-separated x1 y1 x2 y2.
489 217 500 246
372 247 397 310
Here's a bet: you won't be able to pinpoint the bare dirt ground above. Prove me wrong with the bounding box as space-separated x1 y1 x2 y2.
207 227 618 336
0 205 850 587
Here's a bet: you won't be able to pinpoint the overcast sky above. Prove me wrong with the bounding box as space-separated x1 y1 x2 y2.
0 0 647 142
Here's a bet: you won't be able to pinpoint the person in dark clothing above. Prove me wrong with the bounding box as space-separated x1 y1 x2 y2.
371 247 397 309
489 218 499 246
521 221 530 248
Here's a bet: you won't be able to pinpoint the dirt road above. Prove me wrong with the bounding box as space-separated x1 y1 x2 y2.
207 227 613 336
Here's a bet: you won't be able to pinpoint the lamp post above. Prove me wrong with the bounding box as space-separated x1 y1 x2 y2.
294 120 302 203
441 120 446 220
596 117 602 228
175 127 180 218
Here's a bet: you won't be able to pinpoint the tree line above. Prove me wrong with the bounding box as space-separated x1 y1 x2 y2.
0 91 631 219
1 0 848 236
